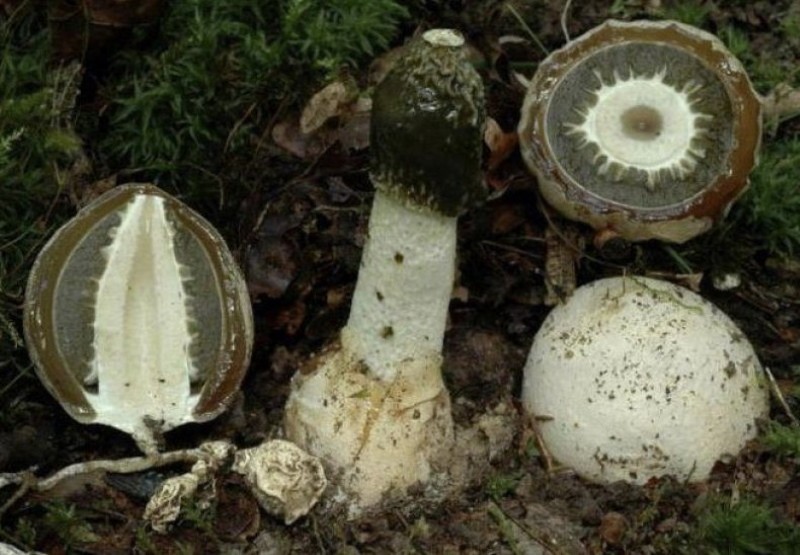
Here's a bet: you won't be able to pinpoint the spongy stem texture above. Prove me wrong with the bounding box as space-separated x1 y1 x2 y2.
345 190 456 382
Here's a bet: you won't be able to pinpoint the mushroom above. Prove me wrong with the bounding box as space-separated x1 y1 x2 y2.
24 184 253 454
522 276 769 484
233 439 328 525
284 29 485 514
518 20 762 243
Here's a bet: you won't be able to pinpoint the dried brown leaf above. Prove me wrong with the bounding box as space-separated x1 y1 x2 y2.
271 119 328 159
300 81 355 135
484 117 519 171
544 226 581 306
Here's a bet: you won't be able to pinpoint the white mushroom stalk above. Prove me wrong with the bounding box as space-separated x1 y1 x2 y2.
285 28 485 515
522 277 769 484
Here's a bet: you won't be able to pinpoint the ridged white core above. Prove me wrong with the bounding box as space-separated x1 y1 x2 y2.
90 195 195 447
566 68 711 188
345 191 456 382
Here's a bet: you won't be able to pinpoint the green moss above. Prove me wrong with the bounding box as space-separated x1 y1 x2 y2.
694 497 800 555
762 421 800 458
780 13 800 43
661 2 710 27
719 25 750 60
42 501 99 548
485 470 524 500
674 136 800 273
0 8 84 388
97 0 408 202
738 139 800 256
719 23 798 92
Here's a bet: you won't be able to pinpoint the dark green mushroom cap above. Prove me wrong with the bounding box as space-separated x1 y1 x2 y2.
370 29 486 217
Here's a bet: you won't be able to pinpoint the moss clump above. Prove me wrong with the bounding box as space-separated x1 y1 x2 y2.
0 8 85 382
694 497 800 555
738 138 800 256
97 0 408 202
0 0 408 403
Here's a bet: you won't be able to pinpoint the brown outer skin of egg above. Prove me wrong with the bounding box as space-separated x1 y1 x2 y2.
518 20 762 242
23 184 252 424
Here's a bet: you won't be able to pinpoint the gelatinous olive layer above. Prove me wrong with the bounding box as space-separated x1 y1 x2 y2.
24 184 253 452
518 20 761 243
547 42 733 207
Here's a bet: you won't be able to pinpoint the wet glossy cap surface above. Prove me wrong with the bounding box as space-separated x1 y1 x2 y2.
23 184 253 452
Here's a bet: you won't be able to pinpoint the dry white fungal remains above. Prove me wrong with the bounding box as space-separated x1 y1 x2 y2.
285 28 485 515
0 543 45 555
144 441 235 533
518 20 762 243
24 184 253 454
233 439 327 524
522 276 769 484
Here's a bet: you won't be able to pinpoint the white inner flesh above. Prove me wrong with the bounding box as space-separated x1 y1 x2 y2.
566 69 710 186
345 191 456 382
90 195 195 450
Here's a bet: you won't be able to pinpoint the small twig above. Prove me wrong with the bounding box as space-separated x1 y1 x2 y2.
488 500 576 555
762 84 800 123
311 515 327 555
764 365 800 427
661 244 694 275
536 195 627 271
560 0 573 43
505 3 549 56
479 240 544 259
0 470 35 519
529 416 556 473
225 101 258 153
487 501 524 555
36 446 211 491
0 445 226 518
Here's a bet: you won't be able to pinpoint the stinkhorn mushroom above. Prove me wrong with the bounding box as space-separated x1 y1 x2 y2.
518 20 762 243
285 29 485 514
24 184 253 454
522 276 769 484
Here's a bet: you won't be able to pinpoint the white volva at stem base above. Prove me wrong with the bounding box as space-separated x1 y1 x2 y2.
285 191 457 514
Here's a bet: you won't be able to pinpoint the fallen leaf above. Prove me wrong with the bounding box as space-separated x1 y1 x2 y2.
484 117 519 171
489 201 526 235
274 88 371 159
300 81 356 135
271 118 329 160
544 225 581 306
598 511 627 545
337 97 372 151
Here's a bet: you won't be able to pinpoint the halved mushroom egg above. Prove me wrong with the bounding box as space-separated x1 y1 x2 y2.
24 184 253 453
518 20 762 243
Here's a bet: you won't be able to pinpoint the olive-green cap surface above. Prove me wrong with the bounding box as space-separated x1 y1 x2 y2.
370 29 486 217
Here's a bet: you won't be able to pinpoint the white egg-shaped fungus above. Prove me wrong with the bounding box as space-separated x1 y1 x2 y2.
522 276 769 484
